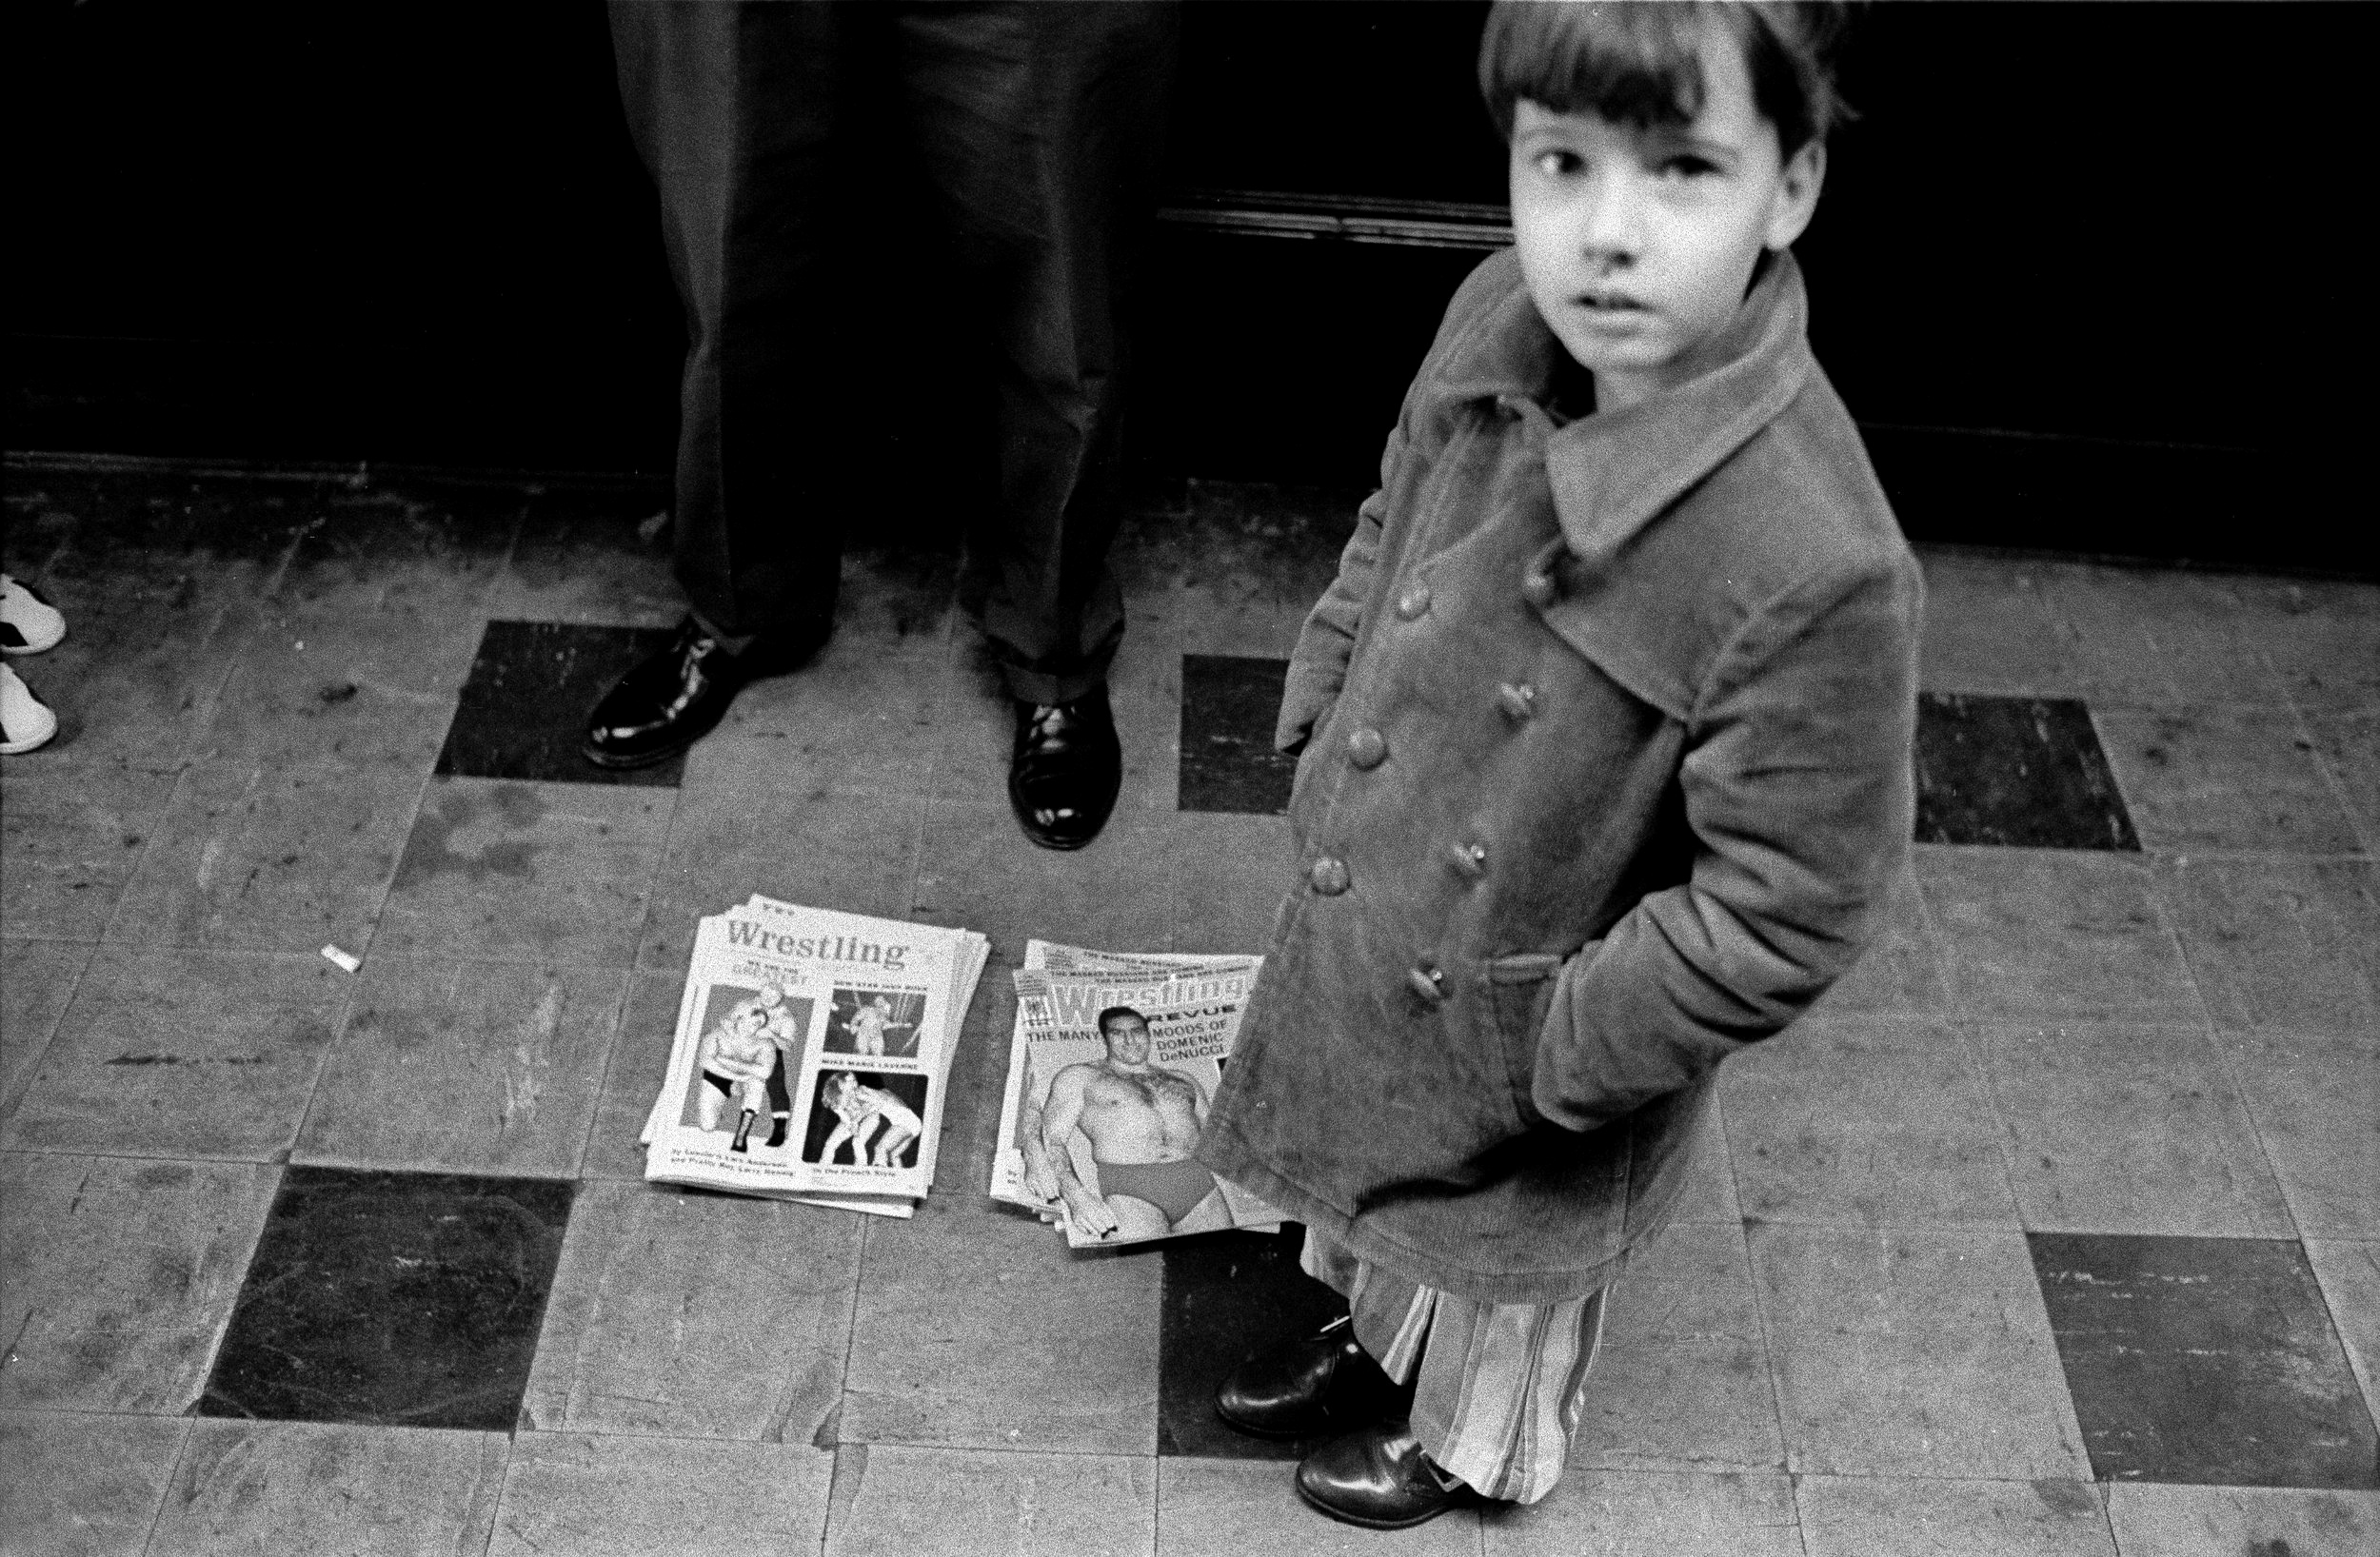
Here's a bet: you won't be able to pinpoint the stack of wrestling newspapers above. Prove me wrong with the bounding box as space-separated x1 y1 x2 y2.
642 896 988 1218
990 940 1284 1248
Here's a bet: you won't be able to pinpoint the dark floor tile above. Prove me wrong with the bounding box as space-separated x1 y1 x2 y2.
198 1166 574 1430
1914 694 2139 850
2029 1232 2380 1489
435 621 684 787
1179 656 1296 816
1157 1226 1345 1460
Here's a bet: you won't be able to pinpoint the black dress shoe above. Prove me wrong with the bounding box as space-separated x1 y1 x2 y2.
1295 1422 1474 1530
1007 685 1121 850
582 617 816 770
1216 1314 1405 1440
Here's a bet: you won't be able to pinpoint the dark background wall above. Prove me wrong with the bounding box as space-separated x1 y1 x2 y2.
7 1 2369 571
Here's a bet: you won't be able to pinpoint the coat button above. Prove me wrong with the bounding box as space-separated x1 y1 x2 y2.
1520 568 1558 609
1346 727 1386 769
1497 681 1537 721
1308 857 1350 896
1446 840 1488 880
1396 583 1432 620
1405 964 1446 1002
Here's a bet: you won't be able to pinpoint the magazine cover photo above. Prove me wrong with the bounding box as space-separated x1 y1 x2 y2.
824 987 925 1058
802 1070 930 1169
676 981 814 1154
996 960 1281 1248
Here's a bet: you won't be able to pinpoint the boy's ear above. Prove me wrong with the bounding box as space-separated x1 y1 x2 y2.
1763 138 1827 252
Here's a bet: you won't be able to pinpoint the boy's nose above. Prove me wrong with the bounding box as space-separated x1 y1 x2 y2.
1577 170 1643 262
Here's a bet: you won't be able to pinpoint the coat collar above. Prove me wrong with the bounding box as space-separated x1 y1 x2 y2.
1426 249 1815 573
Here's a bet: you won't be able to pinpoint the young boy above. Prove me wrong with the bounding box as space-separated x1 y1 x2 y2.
1195 1 1920 1527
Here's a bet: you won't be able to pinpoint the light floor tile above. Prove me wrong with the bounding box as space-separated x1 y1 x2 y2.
1749 1223 2090 1480
1915 555 2085 700
489 1431 835 1557
2304 1241 2380 1420
1 947 345 1159
1973 1022 2293 1237
2243 579 2380 718
1479 1468 1803 1557
2033 563 2292 710
841 1196 1161 1455
0 760 181 941
197 581 484 770
2093 705 2363 855
2306 711 2380 855
1721 1015 2019 1229
1167 810 1295 957
0 1153 278 1413
635 786 923 974
2212 1029 2380 1240
374 777 672 964
1570 1223 1784 1475
826 544 963 656
2160 857 2380 1035
483 486 685 628
826 1444 1155 1557
1155 1456 1478 1556
522 1179 862 1443
0 938 89 1117
1669 1090 1743 1226
0 1409 188 1557
10 547 259 767
907 799 1177 963
294 957 625 1174
580 969 685 1180
105 758 420 953
146 1419 508 1557
1916 847 2198 1023
1809 860 1951 1017
682 628 952 806
2103 1483 2380 1557
1795 1473 2114 1556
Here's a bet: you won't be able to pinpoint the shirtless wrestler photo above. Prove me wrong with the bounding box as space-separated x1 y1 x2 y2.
693 1001 782 1155
1024 1005 1231 1240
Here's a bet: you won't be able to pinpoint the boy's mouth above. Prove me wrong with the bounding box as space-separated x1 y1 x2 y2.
1576 290 1648 312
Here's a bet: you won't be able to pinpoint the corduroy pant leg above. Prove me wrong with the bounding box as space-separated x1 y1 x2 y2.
608 1 847 649
890 2 1180 705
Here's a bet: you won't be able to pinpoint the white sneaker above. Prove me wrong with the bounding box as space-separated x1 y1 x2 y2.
1 663 57 754
1 574 66 656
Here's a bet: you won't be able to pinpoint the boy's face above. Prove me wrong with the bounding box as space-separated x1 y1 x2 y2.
1508 19 1824 409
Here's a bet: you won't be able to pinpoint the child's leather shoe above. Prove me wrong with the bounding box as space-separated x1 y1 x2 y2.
1295 1420 1475 1529
1215 1314 1403 1440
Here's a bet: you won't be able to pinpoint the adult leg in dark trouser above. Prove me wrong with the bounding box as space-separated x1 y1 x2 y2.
586 2 1179 853
586 2 847 771
894 2 1177 846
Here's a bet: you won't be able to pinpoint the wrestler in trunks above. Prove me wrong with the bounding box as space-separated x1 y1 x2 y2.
1026 1005 1231 1239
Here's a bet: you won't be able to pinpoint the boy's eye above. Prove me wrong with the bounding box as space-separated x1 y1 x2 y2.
1532 148 1582 178
1657 154 1719 181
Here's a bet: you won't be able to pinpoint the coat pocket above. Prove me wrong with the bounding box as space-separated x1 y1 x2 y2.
1481 953 1561 1131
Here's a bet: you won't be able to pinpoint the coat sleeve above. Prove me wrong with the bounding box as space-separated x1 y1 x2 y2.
1274 429 1399 755
1527 549 1922 1132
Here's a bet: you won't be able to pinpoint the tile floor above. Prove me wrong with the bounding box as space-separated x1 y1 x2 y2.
2 453 2376 1556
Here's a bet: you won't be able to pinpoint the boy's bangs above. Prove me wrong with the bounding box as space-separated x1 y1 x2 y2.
1483 2 1741 135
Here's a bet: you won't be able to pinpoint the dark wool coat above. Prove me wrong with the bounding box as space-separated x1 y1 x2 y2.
1197 247 1922 1304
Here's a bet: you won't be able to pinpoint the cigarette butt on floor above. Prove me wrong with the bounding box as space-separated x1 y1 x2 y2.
321 944 362 974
